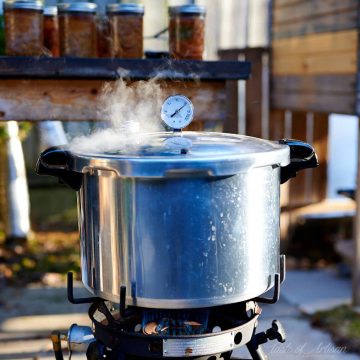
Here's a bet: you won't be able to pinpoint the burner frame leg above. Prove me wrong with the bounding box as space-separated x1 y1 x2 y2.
245 318 286 360
246 340 268 360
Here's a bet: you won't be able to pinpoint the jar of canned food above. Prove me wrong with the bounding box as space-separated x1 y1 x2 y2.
168 4 205 60
106 3 144 59
4 0 44 56
44 6 59 57
96 15 111 58
58 2 97 57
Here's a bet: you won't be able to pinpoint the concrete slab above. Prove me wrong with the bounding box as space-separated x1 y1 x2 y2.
0 338 52 356
0 329 87 359
0 282 91 321
0 283 90 359
0 313 91 335
232 270 358 359
232 317 360 360
0 270 359 360
0 339 86 360
281 269 352 314
258 298 299 319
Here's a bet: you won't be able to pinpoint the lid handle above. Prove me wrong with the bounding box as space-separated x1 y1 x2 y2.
279 139 318 184
36 146 82 191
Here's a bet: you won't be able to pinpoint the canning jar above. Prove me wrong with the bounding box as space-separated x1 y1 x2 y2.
4 0 44 56
169 4 205 60
44 6 59 57
96 15 111 58
106 3 144 59
58 2 97 57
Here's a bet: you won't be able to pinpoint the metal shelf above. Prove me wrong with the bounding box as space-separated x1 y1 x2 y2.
0 57 251 81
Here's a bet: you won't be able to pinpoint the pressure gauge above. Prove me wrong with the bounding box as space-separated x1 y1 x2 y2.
161 95 194 130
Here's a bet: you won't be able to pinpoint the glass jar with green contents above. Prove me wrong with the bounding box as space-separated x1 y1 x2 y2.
4 0 44 56
58 2 97 57
169 4 205 60
106 3 144 59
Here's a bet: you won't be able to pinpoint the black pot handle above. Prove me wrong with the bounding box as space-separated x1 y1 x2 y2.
279 139 319 184
36 146 83 191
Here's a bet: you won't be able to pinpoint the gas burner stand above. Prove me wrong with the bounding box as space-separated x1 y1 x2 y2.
51 256 286 360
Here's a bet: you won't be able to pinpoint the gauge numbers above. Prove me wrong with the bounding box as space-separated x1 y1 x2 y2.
161 95 194 130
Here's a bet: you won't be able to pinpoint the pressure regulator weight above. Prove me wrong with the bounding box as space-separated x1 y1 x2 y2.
161 95 194 130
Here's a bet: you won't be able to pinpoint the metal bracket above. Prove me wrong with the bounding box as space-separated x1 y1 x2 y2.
253 273 280 304
280 254 286 283
253 255 286 304
50 331 65 360
67 272 101 304
120 285 127 318
245 320 286 360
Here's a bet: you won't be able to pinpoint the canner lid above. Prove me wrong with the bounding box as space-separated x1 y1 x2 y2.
68 132 290 177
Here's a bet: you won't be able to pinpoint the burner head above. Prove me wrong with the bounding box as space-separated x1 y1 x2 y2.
88 301 261 359
142 309 209 336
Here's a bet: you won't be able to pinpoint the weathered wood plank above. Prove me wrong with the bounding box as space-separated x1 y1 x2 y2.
0 57 251 81
223 80 238 134
218 47 269 59
219 47 270 136
269 109 286 141
269 110 328 205
244 49 264 138
273 0 358 25
218 49 241 134
269 109 289 207
274 0 304 9
272 30 357 56
272 9 358 39
284 111 327 207
0 79 226 122
272 75 356 94
310 113 328 203
273 51 357 76
355 72 360 114
288 111 310 207
272 30 357 75
271 91 356 114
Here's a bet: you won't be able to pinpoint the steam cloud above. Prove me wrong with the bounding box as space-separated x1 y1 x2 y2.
69 78 166 154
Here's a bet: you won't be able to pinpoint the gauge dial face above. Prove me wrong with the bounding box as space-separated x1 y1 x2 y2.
161 95 194 130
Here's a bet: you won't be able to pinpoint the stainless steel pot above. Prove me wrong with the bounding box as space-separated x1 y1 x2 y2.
36 132 317 308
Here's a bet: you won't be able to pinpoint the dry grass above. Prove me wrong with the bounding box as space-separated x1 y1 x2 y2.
312 305 360 354
0 231 81 287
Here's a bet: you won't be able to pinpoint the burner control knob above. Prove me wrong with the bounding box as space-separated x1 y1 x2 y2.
266 320 286 343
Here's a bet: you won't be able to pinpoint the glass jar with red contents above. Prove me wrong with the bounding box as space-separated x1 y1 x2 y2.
58 2 97 57
168 4 205 60
4 0 44 56
44 6 59 57
106 3 144 59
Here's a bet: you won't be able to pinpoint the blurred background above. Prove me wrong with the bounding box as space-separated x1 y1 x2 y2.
0 0 359 359
1 0 355 267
